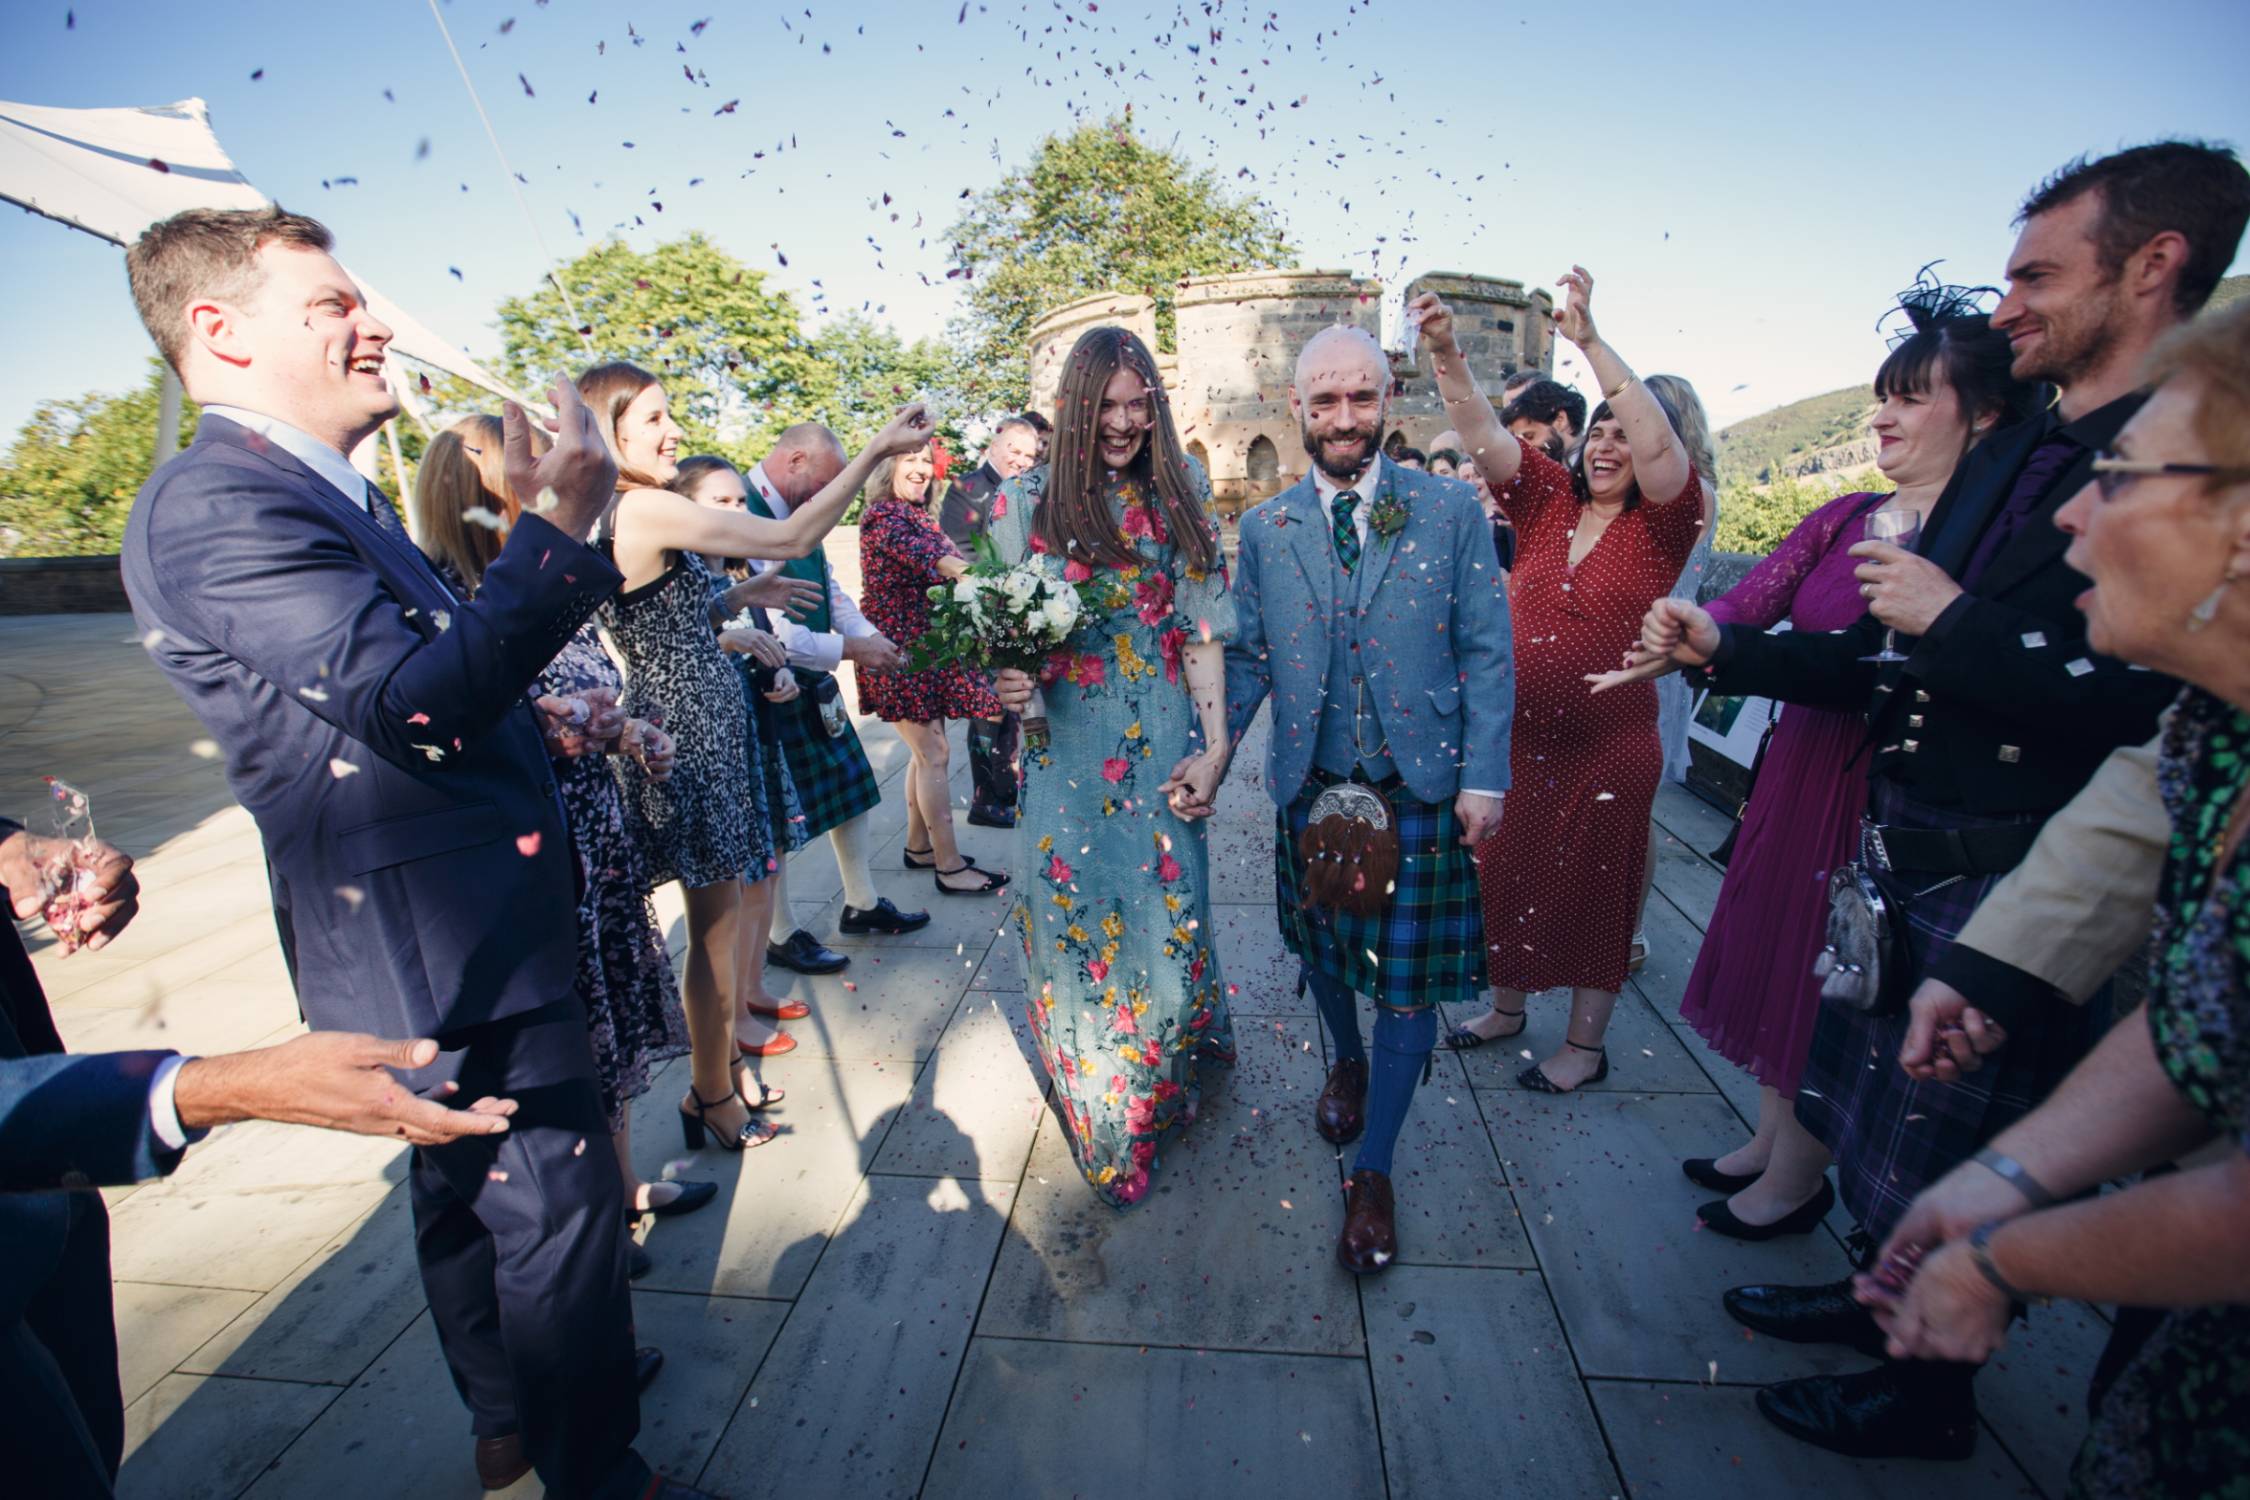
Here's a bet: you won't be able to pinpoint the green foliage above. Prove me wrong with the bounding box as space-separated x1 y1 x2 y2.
2210 272 2250 311
493 233 829 468
1716 385 1876 484
945 115 1295 406
1714 468 1890 556
0 360 197 557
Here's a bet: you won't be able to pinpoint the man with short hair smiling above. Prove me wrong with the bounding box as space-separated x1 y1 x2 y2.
1186 324 1512 1275
116 206 712 1498
1500 377 1587 462
941 415 1044 827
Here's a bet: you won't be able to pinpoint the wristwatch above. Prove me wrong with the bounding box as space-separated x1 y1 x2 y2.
1967 1220 2048 1307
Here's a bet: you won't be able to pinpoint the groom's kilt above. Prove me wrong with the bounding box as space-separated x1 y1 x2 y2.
1275 777 1484 1010
771 669 882 838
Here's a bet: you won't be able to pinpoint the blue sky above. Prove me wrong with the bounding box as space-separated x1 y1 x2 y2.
3 0 2247 441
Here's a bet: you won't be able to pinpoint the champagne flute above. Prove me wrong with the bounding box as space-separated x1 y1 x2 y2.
1858 507 1922 664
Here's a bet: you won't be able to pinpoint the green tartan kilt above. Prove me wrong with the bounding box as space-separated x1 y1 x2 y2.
771 670 883 838
1274 780 1486 1010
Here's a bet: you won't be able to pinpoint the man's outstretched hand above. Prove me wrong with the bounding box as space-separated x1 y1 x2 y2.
502 373 619 542
173 1033 517 1147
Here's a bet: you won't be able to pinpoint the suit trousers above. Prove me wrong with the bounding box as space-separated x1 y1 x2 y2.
0 1192 123 1497
407 1000 647 1498
968 711 1021 814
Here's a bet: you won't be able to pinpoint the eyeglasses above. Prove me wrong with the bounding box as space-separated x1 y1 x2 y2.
2089 449 2250 500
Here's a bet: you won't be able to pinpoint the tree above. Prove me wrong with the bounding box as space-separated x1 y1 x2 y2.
0 360 197 557
1713 467 1889 556
492 234 828 466
804 312 962 453
945 116 1295 406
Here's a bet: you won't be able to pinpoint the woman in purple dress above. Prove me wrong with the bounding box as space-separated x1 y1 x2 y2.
1593 287 2037 1237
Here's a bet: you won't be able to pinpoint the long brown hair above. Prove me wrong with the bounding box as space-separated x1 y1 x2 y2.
575 360 665 491
411 414 518 587
1033 326 1219 576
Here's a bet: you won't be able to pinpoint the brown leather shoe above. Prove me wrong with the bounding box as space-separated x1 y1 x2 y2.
1315 1057 1368 1145
1336 1168 1397 1275
474 1433 530 1490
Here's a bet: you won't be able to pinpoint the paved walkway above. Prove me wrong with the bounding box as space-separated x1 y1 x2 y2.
2 595 2106 1500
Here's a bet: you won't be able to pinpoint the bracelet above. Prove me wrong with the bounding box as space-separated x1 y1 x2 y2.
1967 1220 2049 1307
1602 374 1636 401
1972 1147 2058 1208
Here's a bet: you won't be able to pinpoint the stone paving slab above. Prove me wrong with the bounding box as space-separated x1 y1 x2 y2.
1362 1264 1620 1496
1380 1048 1538 1270
1592 1381 2043 1499
697 1173 1019 1500
922 1337 1386 1500
116 1371 341 1500
1442 985 1717 1095
869 989 1049 1183
978 1017 1363 1357
110 1281 261 1409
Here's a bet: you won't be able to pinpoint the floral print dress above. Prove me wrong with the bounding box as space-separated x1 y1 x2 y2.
990 462 1239 1208
2071 688 2250 1499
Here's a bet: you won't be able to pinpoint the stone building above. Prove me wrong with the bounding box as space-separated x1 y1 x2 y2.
1027 268 1552 511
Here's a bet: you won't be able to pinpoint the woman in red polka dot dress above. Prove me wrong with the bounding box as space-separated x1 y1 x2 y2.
1419 270 1710 1092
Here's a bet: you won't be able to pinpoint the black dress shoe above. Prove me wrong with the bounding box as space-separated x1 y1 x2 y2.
767 928 849 974
966 804 1018 829
1683 1156 1763 1193
1723 1278 1888 1356
474 1433 530 1490
1697 1177 1835 1241
1755 1362 1978 1461
635 1345 665 1393
839 896 932 934
641 1178 718 1219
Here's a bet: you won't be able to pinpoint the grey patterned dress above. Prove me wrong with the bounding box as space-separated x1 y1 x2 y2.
602 547 760 889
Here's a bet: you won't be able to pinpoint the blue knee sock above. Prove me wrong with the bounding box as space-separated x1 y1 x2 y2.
1353 1007 1437 1178
1303 964 1365 1065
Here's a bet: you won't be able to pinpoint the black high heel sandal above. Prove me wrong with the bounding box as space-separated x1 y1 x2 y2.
1444 1006 1527 1050
933 860 1008 896
1517 1039 1610 1094
730 1058 785 1112
679 1086 777 1151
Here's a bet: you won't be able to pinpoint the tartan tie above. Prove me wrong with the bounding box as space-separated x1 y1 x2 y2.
1331 489 1361 574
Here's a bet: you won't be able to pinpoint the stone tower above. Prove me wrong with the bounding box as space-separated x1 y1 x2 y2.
1026 268 1550 511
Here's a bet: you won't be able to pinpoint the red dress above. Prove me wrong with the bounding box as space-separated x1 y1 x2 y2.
856 497 1004 724
1477 445 1704 993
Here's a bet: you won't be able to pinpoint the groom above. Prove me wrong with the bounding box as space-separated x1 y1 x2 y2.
1184 325 1512 1272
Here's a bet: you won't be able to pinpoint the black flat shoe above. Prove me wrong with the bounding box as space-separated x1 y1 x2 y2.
1518 1039 1608 1093
903 843 952 869
635 1346 665 1393
767 928 849 974
1754 1363 1978 1461
839 896 933 934
1443 1008 1525 1050
1683 1156 1763 1193
934 861 1007 896
1697 1178 1835 1241
1723 1278 1889 1356
640 1178 719 1220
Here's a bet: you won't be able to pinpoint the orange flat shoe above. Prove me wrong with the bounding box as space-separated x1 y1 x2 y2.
746 996 812 1020
736 1029 799 1057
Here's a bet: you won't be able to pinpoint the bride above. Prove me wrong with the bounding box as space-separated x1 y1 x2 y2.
990 325 1238 1207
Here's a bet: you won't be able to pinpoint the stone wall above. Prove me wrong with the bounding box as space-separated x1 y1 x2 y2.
1025 267 1551 512
0 556 131 615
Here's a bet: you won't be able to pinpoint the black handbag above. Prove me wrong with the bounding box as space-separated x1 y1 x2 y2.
1707 702 1780 867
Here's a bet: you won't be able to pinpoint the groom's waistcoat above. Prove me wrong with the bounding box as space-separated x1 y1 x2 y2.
1312 523 1397 783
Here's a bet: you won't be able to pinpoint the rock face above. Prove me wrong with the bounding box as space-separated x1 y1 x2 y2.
1027 268 1551 510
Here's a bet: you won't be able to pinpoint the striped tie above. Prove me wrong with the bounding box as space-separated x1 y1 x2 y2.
1331 489 1361 574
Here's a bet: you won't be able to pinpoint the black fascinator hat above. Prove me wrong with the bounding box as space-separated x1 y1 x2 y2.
1874 263 2041 429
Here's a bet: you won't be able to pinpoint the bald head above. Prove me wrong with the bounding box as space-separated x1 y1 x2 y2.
762 422 847 505
1294 324 1388 391
1292 324 1393 484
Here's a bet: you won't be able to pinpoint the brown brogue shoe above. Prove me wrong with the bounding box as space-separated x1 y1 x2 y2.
1315 1057 1368 1145
474 1433 531 1490
1336 1168 1397 1275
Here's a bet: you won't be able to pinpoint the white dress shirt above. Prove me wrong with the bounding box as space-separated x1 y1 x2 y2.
201 405 373 509
746 461 879 674
1309 454 1501 802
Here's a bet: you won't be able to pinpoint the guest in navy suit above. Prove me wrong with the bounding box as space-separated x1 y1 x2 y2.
1 819 522 1498
115 206 716 1498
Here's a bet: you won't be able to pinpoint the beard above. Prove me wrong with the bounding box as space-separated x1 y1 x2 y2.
2013 278 2122 387
1300 416 1384 482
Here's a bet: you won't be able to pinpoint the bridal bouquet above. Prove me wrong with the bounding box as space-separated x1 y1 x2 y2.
908 538 1084 747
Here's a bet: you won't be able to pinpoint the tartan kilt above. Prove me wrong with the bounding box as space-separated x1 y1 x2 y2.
1799 779 2103 1247
1274 780 1485 1010
769 670 883 839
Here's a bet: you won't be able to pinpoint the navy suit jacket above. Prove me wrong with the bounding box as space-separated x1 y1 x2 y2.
120 417 620 1044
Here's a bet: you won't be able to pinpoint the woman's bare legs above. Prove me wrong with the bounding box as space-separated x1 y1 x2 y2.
894 719 993 891
679 878 757 1142
613 1119 681 1214
1457 985 1529 1042
733 870 790 1049
901 724 933 855
1714 1085 1783 1178
1529 986 1617 1090
1725 1095 1834 1224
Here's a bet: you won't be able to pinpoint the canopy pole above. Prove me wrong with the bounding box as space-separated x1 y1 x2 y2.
153 364 183 469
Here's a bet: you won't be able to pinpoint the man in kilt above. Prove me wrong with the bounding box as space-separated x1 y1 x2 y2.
1188 325 1512 1273
745 425 931 974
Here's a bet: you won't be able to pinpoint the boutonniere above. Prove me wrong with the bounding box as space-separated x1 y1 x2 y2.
1369 492 1408 540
